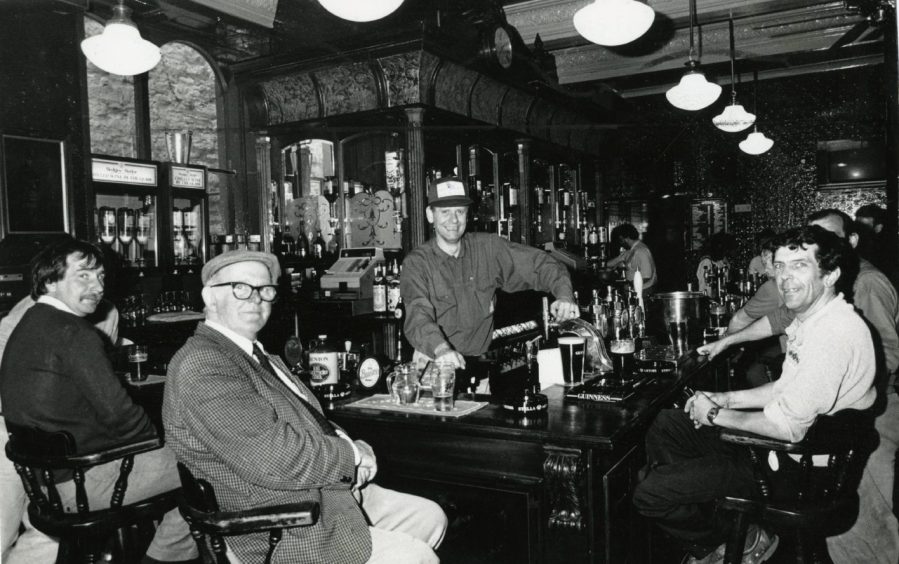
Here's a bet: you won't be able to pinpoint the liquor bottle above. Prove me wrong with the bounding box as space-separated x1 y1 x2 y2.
393 296 406 363
312 230 326 259
297 230 310 258
386 260 401 312
372 265 387 313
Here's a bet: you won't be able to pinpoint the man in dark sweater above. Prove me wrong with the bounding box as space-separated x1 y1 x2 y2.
0 239 197 564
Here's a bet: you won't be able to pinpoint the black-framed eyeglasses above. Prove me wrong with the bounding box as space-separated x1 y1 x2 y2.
210 282 278 302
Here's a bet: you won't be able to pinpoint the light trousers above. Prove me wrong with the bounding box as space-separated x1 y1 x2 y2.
54 445 197 562
0 416 59 564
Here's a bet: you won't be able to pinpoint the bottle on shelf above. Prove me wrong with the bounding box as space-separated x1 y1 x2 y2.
312 230 326 259
393 296 406 363
372 265 387 313
386 260 401 312
297 230 310 258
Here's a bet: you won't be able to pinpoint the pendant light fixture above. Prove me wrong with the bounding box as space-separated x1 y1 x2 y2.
573 0 655 47
739 72 773 155
318 0 404 22
80 0 160 76
666 0 721 111
713 18 755 132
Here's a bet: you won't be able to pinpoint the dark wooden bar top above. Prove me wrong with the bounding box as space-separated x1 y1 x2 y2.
328 352 721 564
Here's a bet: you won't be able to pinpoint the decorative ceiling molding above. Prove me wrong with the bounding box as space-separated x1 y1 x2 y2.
502 0 877 97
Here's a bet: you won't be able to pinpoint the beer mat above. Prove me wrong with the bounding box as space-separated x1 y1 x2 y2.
147 311 205 323
344 394 487 417
124 374 166 387
564 376 654 403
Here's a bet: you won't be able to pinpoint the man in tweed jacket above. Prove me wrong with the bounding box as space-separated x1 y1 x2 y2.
163 250 446 564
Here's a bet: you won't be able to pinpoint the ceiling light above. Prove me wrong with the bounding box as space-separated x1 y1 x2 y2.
318 0 404 22
713 95 756 132
739 128 774 155
713 18 755 131
80 1 160 76
573 0 655 47
666 0 721 111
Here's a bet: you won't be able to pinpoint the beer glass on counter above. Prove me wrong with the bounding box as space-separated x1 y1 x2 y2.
126 344 148 383
559 334 586 386
609 338 636 381
433 362 456 412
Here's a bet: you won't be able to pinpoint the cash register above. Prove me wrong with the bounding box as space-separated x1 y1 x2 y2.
319 247 384 313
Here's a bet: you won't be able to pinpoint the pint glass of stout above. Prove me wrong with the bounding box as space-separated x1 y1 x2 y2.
609 338 636 381
558 335 586 386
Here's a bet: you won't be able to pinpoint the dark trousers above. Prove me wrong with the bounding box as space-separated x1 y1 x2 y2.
633 409 756 558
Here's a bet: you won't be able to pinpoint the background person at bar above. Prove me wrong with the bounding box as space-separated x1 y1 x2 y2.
163 250 446 563
634 226 876 564
0 238 197 564
401 176 578 370
605 223 657 296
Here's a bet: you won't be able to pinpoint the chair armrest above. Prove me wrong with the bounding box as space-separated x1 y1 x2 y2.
7 437 164 470
719 408 877 456
719 429 805 453
180 501 320 535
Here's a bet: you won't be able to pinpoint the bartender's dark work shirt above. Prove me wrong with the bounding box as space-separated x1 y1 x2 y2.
401 232 574 358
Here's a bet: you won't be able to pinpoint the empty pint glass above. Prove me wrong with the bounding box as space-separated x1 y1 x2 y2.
433 362 456 412
558 335 586 386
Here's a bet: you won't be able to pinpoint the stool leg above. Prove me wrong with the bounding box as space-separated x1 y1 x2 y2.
724 512 749 564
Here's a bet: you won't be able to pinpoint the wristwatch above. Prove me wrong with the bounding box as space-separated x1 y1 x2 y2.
706 406 720 425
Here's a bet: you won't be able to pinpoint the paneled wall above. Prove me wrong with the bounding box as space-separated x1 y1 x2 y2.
605 65 886 271
0 2 90 252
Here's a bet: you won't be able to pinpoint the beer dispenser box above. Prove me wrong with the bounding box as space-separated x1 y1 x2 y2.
634 345 679 376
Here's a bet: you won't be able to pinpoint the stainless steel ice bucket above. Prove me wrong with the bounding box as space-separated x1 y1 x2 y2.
648 291 709 355
165 130 192 164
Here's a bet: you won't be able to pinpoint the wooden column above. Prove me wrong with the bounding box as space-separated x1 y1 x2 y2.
517 139 532 245
405 107 427 248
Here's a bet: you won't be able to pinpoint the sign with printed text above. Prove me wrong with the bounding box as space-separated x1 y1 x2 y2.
170 166 205 190
92 158 157 186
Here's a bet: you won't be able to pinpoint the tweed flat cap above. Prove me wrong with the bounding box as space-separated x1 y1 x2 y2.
201 250 281 285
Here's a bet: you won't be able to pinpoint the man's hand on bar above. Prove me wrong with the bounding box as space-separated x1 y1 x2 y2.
696 335 733 359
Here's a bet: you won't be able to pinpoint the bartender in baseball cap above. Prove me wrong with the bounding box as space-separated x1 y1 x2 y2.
400 177 578 370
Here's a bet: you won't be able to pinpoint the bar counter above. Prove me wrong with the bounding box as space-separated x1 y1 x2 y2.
328 352 723 564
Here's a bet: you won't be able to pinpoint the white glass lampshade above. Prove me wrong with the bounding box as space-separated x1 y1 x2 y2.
739 129 774 155
318 0 404 22
573 0 655 47
713 103 756 132
666 70 722 111
80 5 160 76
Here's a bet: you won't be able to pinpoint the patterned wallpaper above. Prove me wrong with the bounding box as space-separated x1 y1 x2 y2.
605 65 886 272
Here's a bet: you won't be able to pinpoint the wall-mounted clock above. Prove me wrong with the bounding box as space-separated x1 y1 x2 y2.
494 26 514 69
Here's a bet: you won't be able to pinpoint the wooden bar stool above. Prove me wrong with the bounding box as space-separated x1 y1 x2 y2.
176 463 319 564
716 409 877 564
5 422 180 563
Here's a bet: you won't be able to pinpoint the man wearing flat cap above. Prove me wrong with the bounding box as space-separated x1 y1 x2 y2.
163 250 447 564
401 176 579 369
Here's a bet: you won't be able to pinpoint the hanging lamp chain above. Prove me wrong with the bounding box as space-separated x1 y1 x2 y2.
688 0 696 62
728 16 737 98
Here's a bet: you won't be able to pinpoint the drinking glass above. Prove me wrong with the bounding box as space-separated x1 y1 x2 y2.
609 338 636 381
558 335 586 386
126 344 148 382
433 362 456 412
